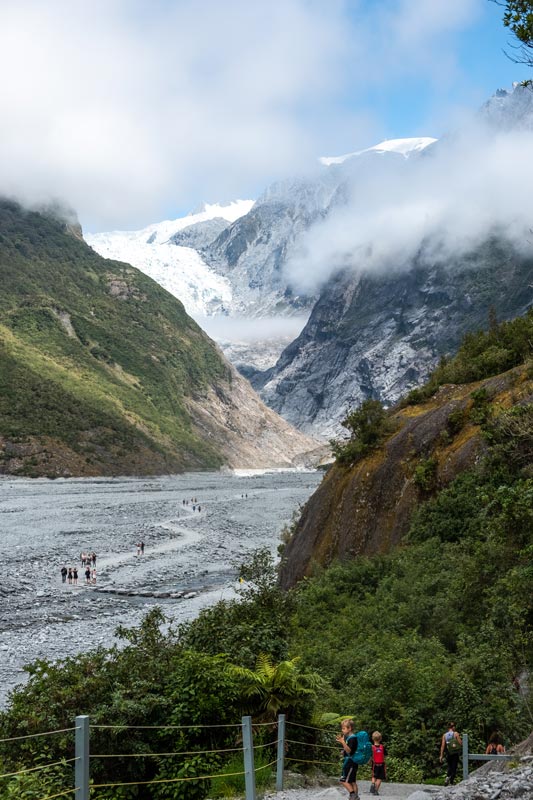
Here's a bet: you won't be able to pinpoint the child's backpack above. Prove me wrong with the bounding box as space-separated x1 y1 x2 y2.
351 730 372 764
372 744 385 765
447 736 461 756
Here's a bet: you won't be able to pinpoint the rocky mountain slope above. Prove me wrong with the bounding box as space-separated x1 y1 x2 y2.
0 199 319 477
254 84 533 436
257 245 533 437
279 347 533 588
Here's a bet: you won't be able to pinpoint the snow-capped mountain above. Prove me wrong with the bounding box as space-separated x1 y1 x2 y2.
86 84 533 438
86 200 254 318
250 84 533 436
319 136 437 166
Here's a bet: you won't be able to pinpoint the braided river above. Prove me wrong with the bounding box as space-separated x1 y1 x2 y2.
0 470 322 708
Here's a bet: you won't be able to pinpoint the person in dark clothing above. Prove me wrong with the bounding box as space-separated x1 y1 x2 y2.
440 722 462 785
61 566 68 583
336 719 359 800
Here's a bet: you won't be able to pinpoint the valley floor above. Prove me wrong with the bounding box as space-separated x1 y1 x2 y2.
0 470 321 706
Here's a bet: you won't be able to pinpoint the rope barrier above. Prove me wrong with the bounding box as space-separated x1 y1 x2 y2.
90 768 246 789
37 789 76 800
251 721 278 727
253 739 279 750
90 722 241 730
0 727 78 744
286 720 333 733
286 756 338 766
90 745 243 758
0 757 77 780
254 758 277 772
286 736 338 750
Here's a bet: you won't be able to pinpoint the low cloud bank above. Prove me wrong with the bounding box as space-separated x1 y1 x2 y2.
195 315 309 344
287 117 533 295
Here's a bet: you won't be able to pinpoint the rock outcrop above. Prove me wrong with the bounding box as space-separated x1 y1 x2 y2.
279 367 530 589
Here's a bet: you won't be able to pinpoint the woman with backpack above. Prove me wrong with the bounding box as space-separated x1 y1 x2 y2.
486 732 505 755
439 722 462 786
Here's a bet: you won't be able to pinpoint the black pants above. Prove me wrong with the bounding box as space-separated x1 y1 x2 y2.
447 753 460 784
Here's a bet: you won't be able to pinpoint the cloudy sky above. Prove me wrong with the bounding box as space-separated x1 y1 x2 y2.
0 0 529 232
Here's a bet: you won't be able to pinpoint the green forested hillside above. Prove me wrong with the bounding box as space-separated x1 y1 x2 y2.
0 199 231 474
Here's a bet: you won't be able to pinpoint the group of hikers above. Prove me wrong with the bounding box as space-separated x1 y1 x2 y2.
182 498 201 512
60 551 97 585
337 719 506 800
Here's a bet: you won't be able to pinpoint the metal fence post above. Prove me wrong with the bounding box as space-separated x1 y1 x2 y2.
75 715 90 800
462 732 469 781
276 714 286 791
242 716 256 800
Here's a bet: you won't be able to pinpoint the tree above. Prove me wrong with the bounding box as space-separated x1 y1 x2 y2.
229 654 323 720
494 1 533 68
330 399 394 465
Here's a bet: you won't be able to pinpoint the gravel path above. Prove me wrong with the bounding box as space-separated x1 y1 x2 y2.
263 779 438 800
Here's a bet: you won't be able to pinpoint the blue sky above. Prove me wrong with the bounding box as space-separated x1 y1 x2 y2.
358 1 530 138
0 0 530 230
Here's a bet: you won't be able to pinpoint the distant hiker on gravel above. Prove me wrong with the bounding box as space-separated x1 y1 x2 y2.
370 731 386 795
61 566 68 583
91 568 97 584
73 567 78 585
336 718 360 800
85 566 91 584
68 567 73 584
92 552 96 567
140 541 144 554
486 733 505 755
440 721 462 785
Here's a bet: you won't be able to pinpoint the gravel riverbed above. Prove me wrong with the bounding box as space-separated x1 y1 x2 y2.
0 469 322 708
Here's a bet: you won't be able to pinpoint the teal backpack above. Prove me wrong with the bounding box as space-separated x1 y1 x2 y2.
351 730 372 765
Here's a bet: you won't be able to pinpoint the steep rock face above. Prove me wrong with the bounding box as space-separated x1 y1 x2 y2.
0 199 320 477
257 244 533 437
279 367 528 589
203 177 338 316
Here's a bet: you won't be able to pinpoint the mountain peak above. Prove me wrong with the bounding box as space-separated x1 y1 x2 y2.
319 136 437 166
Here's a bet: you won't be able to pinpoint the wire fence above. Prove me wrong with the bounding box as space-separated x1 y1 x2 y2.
0 715 286 800
3 716 509 799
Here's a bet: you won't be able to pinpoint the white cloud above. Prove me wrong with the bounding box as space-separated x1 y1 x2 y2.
286 119 533 294
0 0 485 229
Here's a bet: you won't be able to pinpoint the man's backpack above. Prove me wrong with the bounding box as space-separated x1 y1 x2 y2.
447 735 461 756
351 730 373 765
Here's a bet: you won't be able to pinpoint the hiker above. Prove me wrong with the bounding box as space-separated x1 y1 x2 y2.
85 566 91 584
370 731 386 795
60 566 68 583
336 718 360 800
92 552 96 567
440 722 462 785
140 541 144 555
91 568 97 584
73 567 78 585
67 567 73 584
486 733 505 755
